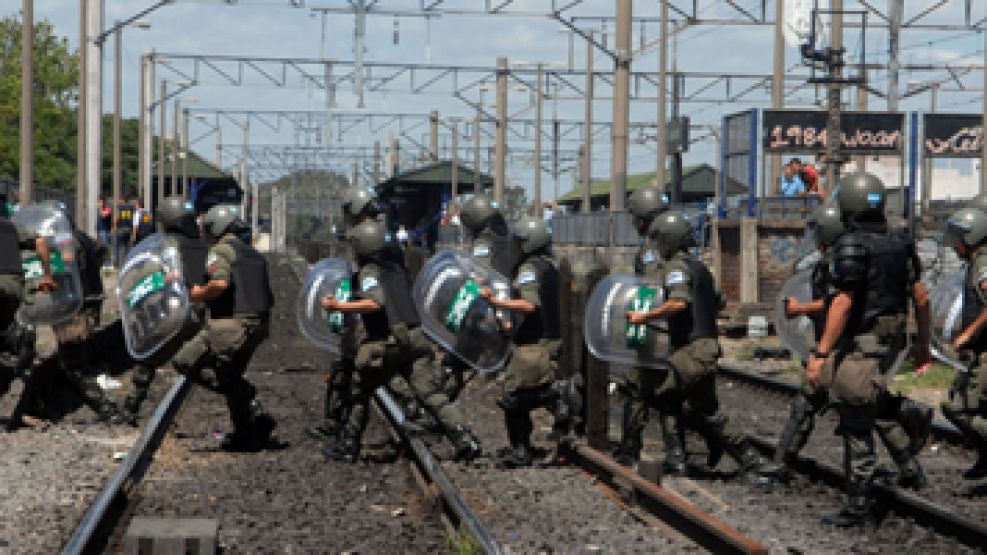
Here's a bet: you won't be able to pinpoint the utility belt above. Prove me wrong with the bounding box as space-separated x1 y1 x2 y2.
838 315 906 359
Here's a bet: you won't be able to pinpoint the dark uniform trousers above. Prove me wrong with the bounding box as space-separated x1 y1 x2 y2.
943 353 987 447
129 305 206 409
172 314 269 430
500 339 559 448
827 315 911 488
633 338 747 454
53 304 116 412
345 326 436 440
0 274 26 396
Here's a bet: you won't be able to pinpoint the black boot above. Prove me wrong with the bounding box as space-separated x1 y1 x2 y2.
730 441 773 487
660 416 687 476
496 444 533 468
249 400 277 447
306 420 340 441
821 491 873 527
613 398 642 467
963 448 987 480
323 433 360 462
450 426 481 461
894 454 927 490
899 398 934 456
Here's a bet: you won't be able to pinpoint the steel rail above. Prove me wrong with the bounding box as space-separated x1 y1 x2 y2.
286 255 501 554
559 438 768 555
717 361 965 445
62 376 192 554
715 364 987 547
374 389 503 555
745 435 987 548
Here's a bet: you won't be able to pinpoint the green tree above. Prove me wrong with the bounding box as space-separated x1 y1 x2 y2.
100 115 140 197
0 13 79 190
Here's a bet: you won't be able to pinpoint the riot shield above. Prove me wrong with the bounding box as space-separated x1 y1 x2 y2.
929 268 965 345
296 258 359 354
13 204 83 326
584 274 671 370
412 249 514 373
774 268 815 362
116 234 191 359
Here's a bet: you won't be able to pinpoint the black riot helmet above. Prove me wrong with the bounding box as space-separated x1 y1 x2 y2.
349 219 392 259
460 194 504 235
836 172 886 225
945 207 987 257
341 186 382 228
812 200 844 249
156 196 199 237
648 211 694 259
627 186 670 234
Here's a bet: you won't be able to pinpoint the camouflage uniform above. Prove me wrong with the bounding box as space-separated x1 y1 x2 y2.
0 222 36 397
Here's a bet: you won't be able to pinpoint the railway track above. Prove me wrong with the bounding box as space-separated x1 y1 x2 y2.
717 361 987 549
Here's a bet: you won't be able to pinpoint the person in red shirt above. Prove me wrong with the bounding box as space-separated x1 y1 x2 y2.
791 157 826 199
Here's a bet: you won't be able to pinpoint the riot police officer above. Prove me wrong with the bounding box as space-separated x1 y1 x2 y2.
184 205 277 451
0 212 55 404
614 186 695 472
763 202 932 487
307 186 379 442
806 173 932 526
480 216 561 467
626 211 767 484
121 197 209 423
46 202 126 423
940 207 987 481
322 220 477 461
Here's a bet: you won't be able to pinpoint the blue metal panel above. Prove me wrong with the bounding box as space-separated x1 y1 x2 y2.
748 108 759 218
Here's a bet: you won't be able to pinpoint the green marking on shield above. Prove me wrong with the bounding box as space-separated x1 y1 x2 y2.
325 279 352 333
126 271 166 309
444 279 481 333
22 250 65 280
625 286 658 350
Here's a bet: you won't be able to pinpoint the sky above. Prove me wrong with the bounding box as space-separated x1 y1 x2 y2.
9 0 987 199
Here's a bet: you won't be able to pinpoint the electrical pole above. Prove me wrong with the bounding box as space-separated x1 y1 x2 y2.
770 0 784 194
582 37 593 214
77 0 87 221
671 73 683 204
495 57 508 204
429 110 439 162
826 1 843 192
20 0 34 206
888 0 902 111
474 109 482 194
241 120 249 213
391 136 400 177
982 26 987 193
552 118 560 205
924 86 937 212
181 108 190 197
373 139 381 185
611 0 631 213
451 119 459 210
534 63 543 216
215 125 222 167
140 50 154 209
112 22 122 223
657 0 668 194
84 0 103 235
171 99 179 197
854 70 868 173
158 80 166 203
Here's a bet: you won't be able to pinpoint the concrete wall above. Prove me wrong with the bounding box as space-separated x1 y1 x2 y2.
713 218 806 306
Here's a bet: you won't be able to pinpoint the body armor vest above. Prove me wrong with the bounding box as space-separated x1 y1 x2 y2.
851 230 911 334
360 259 421 341
668 257 719 347
174 233 209 287
0 218 21 275
962 261 987 351
512 256 561 344
74 230 104 298
210 238 273 318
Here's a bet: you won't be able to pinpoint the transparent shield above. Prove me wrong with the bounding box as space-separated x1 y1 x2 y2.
775 268 815 362
116 234 191 360
929 268 965 345
584 274 671 370
296 258 358 354
413 249 514 373
13 204 83 325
